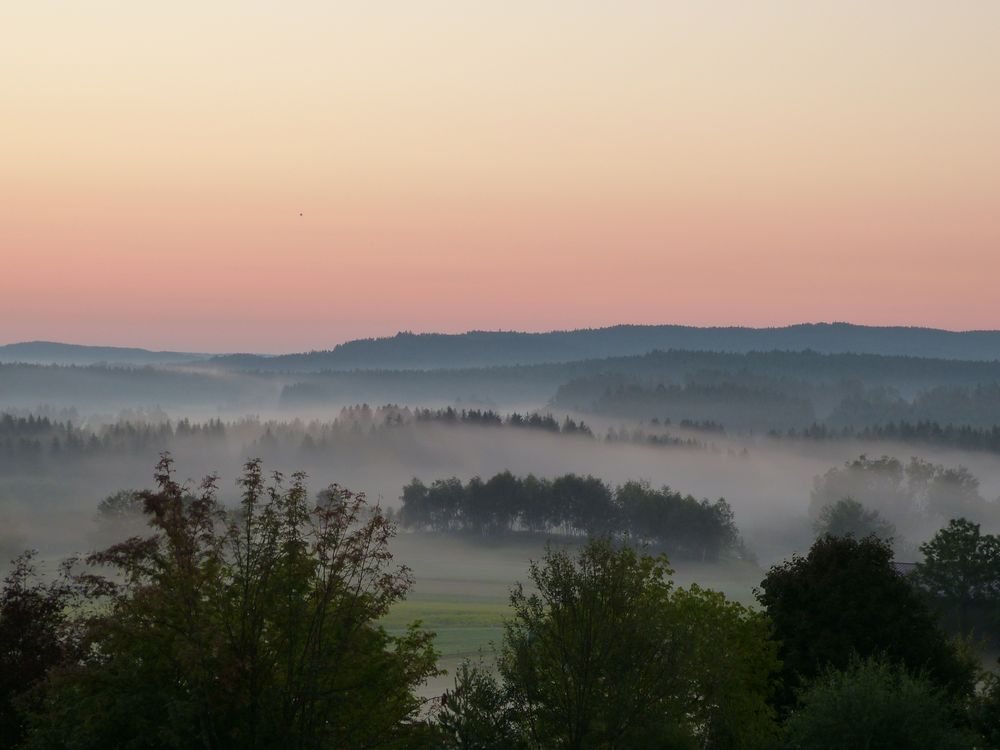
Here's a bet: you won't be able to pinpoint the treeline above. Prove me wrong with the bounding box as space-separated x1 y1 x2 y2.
399 472 741 560
0 413 228 465
827 383 1000 429
784 420 1000 454
0 408 709 469
204 323 1000 371
412 406 593 435
347 405 707 447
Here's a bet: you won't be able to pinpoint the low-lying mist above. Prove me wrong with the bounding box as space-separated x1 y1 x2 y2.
3 411 999 572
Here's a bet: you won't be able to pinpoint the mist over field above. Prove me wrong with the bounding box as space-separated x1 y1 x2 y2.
6 426 1000 558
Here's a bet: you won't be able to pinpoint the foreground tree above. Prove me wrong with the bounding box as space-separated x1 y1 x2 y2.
915 518 1000 635
0 553 81 748
437 538 780 749
23 455 439 750
784 656 975 750
757 534 975 710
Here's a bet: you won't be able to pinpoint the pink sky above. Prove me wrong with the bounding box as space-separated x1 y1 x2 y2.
2 2 999 353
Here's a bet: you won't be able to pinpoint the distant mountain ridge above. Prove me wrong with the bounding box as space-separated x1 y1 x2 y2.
0 341 209 366
7 323 1000 371
207 323 1000 371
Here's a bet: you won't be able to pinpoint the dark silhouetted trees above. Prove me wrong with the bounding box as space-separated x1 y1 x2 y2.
784 656 974 750
399 473 743 560
915 518 1000 637
0 553 82 748
757 534 976 711
18 455 439 750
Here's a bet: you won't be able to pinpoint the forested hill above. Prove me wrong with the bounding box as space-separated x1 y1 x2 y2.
208 323 1000 371
0 341 209 366
8 323 1000 371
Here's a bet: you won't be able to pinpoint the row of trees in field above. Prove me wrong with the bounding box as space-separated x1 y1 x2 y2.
398 472 742 560
412 406 594 435
3 458 1000 748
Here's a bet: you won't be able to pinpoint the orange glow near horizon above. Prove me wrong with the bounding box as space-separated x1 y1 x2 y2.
2 1 999 352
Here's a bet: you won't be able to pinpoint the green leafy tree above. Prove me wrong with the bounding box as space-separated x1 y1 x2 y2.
437 538 780 749
23 455 439 750
665 585 781 749
915 518 1000 635
501 540 689 749
784 656 975 750
757 534 975 710
0 552 82 748
812 497 895 541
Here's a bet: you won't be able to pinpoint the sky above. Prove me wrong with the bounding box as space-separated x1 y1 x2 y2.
2 1 999 353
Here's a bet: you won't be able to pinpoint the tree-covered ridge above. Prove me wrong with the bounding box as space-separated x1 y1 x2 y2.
782 421 1000 454
399 472 743 560
10 323 1000 372
575 380 816 431
281 348 1000 408
0 361 278 410
8 347 1000 418
204 323 1000 371
555 374 1000 433
0 341 208 366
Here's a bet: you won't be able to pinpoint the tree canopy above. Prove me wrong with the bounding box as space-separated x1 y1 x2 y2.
18 455 439 750
436 538 780 749
915 518 1000 637
757 534 975 710
400 473 742 560
784 656 974 750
